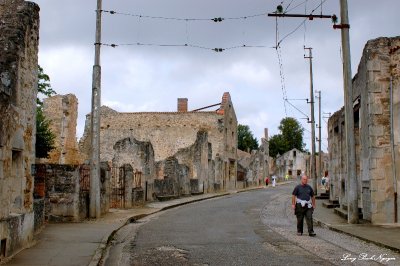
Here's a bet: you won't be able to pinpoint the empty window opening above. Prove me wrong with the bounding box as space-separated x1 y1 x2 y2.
354 109 360 127
334 126 339 134
12 150 22 178
1 238 6 258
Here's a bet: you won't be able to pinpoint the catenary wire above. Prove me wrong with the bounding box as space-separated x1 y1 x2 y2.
102 9 268 22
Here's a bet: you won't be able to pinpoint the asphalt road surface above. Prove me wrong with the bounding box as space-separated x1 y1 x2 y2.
103 184 398 266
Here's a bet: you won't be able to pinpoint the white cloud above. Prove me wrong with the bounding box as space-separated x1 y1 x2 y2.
32 0 400 152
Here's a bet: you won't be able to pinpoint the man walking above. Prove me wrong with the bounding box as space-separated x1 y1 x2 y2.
291 175 316 236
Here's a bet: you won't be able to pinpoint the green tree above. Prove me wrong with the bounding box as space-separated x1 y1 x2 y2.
237 124 259 152
37 65 56 106
36 65 56 158
269 117 305 158
269 134 285 158
36 107 55 158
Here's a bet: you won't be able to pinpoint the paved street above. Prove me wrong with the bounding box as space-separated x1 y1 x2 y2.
103 184 399 266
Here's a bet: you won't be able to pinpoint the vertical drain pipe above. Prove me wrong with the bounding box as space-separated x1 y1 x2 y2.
390 75 398 223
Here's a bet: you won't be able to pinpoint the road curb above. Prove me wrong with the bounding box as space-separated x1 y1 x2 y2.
313 218 400 252
89 183 300 265
88 192 231 266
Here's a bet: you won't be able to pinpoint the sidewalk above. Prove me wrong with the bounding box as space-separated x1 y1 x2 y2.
5 181 399 266
313 196 400 252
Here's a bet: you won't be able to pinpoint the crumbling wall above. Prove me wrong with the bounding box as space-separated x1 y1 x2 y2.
41 164 80 222
112 136 155 185
359 37 400 223
328 36 400 223
42 94 81 164
174 130 210 194
327 108 345 203
237 135 269 186
79 93 238 192
154 157 188 198
0 0 39 259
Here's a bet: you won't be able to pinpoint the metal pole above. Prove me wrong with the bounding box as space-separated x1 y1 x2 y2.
305 47 317 195
390 76 398 223
317 90 322 186
90 0 102 218
339 0 358 223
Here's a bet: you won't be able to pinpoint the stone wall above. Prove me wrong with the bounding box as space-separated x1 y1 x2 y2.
41 94 82 164
80 107 223 162
33 164 109 222
328 36 400 223
0 0 39 259
41 164 80 222
327 107 346 203
275 149 308 180
237 129 270 186
79 92 238 192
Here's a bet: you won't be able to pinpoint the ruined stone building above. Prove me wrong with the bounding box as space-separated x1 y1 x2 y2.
41 94 81 164
80 92 238 197
274 148 308 179
304 152 329 178
328 36 400 224
237 128 270 186
0 0 40 259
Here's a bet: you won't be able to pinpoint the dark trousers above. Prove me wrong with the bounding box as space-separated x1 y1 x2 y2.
295 203 314 234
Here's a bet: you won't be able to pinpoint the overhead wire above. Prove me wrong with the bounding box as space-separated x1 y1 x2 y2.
274 0 331 126
274 17 288 116
284 0 296 13
102 9 268 22
100 42 270 52
284 0 309 13
303 0 308 46
277 0 328 46
284 99 309 119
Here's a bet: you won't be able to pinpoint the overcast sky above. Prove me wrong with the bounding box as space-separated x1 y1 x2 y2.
31 0 399 152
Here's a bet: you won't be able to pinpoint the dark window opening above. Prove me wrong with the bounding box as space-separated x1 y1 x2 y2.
293 150 296 157
12 150 22 178
354 109 360 127
334 126 339 134
1 238 6 258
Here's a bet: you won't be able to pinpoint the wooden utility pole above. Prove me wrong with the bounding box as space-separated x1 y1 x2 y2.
304 47 317 194
316 90 322 183
338 0 358 223
90 0 102 218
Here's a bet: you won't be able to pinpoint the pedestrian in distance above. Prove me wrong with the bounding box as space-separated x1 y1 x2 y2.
272 175 277 187
321 176 326 189
291 175 316 237
265 176 269 186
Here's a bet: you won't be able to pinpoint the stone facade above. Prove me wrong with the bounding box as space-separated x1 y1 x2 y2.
275 148 308 179
80 92 238 196
0 0 39 259
41 94 81 164
328 36 400 224
237 128 270 187
33 164 109 222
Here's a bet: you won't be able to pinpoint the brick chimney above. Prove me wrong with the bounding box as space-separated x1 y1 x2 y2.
264 128 269 140
177 98 188 112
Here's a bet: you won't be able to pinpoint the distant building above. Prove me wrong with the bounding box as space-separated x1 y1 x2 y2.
275 148 308 179
79 92 238 196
